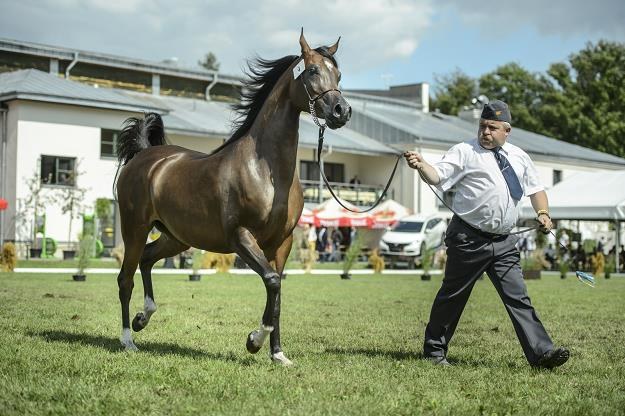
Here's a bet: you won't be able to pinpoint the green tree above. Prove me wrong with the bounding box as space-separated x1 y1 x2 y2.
198 52 220 71
431 69 476 115
541 40 625 157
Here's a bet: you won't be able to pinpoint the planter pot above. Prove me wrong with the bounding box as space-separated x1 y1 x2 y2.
560 273 567 279
72 274 86 282
421 273 431 281
30 248 42 258
523 270 541 280
605 273 610 279
340 273 351 280
63 250 76 260
189 274 201 281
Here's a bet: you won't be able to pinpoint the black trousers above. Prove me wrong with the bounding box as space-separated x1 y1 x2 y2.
423 216 554 365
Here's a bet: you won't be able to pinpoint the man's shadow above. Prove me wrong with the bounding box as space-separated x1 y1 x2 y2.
27 330 254 364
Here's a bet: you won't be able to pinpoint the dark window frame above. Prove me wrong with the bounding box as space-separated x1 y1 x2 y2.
101 128 119 159
40 155 76 187
300 160 345 183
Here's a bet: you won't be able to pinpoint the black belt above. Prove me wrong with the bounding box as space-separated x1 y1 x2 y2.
451 216 506 240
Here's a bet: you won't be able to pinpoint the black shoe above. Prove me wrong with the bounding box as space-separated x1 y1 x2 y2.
534 347 570 369
426 356 451 366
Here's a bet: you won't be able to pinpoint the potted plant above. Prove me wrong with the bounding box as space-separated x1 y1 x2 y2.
558 257 569 279
420 246 434 281
58 173 87 260
189 248 203 281
605 255 616 279
73 234 92 281
522 255 542 280
341 234 362 280
19 169 53 258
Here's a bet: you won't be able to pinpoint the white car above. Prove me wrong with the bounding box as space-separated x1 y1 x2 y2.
378 214 447 268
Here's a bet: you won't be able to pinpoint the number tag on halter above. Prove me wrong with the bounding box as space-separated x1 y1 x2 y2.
293 59 305 79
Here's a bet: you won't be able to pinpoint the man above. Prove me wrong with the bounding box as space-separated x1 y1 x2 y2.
404 100 569 369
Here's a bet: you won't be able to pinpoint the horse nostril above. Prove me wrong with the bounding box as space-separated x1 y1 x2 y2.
333 103 343 117
347 106 352 119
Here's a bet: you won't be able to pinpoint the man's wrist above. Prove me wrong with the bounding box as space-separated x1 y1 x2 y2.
536 209 550 219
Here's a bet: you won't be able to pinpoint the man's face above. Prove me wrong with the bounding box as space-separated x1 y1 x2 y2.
478 119 510 149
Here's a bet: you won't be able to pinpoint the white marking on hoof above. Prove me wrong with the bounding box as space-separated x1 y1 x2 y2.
271 351 293 366
120 328 139 351
250 324 274 349
139 296 157 326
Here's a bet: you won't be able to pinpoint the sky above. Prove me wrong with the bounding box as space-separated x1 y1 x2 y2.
1 0 624 93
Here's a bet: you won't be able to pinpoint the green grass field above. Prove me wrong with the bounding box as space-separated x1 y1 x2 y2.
1 271 623 415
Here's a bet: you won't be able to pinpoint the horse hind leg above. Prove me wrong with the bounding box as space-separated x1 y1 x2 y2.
133 232 189 332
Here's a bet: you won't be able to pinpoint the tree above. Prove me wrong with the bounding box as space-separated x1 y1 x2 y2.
430 69 476 115
198 52 220 71
541 40 625 157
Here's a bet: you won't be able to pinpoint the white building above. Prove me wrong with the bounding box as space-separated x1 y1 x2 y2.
1 38 624 256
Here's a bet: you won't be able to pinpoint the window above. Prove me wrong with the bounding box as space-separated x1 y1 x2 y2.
553 170 562 186
101 129 119 158
300 161 345 183
40 155 76 186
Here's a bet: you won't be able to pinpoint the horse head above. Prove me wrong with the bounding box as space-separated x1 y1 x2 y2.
293 30 352 130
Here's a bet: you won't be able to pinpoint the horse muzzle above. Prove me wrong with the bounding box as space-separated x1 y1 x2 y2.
323 94 352 129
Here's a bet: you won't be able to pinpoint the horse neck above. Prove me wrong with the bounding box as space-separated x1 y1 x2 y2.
248 75 300 170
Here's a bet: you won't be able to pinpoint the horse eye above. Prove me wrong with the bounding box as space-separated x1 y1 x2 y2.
308 66 319 76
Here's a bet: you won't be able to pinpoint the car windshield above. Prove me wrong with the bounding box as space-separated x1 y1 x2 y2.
393 221 424 232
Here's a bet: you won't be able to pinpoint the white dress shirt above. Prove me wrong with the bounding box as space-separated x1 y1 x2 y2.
433 138 543 233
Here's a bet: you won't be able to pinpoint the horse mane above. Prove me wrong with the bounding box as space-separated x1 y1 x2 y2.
210 47 338 155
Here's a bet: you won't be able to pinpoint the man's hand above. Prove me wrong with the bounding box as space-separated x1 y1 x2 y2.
537 213 553 234
404 151 425 170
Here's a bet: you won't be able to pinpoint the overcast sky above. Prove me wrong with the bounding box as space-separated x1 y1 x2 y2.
1 0 624 91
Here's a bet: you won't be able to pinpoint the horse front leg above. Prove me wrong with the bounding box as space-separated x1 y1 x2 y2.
267 234 293 366
232 227 291 365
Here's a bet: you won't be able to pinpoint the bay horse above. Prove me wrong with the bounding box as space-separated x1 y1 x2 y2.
114 32 351 365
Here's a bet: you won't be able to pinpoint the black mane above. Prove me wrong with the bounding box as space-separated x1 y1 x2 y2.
210 47 338 154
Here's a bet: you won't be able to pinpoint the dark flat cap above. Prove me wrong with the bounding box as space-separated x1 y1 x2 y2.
480 100 512 124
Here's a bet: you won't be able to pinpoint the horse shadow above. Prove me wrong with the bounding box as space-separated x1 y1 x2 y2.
27 330 254 364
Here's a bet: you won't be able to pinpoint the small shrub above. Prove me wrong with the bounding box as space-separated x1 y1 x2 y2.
368 249 385 273
77 235 93 275
342 234 362 275
1 242 17 272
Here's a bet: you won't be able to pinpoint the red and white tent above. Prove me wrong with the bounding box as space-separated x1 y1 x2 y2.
297 207 315 225
312 197 371 228
368 199 412 229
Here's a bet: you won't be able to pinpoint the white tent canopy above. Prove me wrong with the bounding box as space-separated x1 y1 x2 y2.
521 170 625 272
521 171 625 220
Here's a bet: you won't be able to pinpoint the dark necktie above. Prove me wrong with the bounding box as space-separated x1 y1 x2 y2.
492 147 523 200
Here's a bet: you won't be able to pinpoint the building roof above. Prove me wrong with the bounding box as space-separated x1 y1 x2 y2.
346 95 625 167
0 69 398 156
0 37 242 86
0 69 166 113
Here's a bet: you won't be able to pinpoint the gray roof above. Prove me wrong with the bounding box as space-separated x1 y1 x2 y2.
0 69 166 113
0 37 242 86
346 95 625 167
0 69 397 156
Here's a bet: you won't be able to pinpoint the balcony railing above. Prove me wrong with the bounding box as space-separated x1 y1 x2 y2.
301 179 392 206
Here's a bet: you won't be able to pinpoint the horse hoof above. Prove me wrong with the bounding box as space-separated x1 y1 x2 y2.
271 351 294 366
246 331 262 354
132 313 146 332
120 338 139 352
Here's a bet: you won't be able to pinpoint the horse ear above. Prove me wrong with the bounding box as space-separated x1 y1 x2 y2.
327 37 341 56
299 28 311 54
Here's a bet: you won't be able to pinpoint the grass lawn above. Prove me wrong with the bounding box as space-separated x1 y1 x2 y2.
0 271 623 415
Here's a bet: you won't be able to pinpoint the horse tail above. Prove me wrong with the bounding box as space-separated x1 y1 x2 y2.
117 112 166 165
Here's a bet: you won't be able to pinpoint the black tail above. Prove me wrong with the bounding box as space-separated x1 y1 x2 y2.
117 112 166 165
